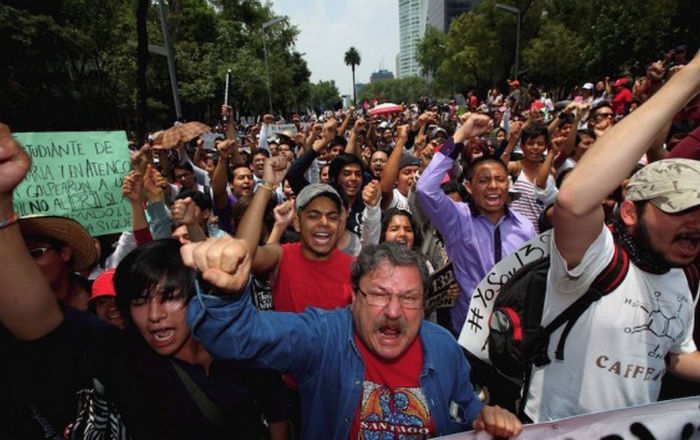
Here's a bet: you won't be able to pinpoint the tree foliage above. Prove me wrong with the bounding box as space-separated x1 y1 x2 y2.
344 47 361 70
308 80 341 112
440 12 502 93
415 26 446 78
0 0 311 132
415 0 696 96
357 77 431 105
521 21 586 86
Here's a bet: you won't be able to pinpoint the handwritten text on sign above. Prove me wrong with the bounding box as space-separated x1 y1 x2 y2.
13 132 132 236
458 230 552 363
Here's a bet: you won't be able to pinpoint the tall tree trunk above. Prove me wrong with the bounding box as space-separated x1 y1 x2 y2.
136 0 149 146
352 65 356 107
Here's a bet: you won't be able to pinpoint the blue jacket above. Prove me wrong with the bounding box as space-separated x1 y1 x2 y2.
188 283 484 439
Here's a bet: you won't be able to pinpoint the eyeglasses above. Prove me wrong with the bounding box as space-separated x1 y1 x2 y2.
28 246 55 259
356 286 422 309
595 112 614 121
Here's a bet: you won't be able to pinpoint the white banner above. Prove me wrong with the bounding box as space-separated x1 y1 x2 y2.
269 123 298 134
435 396 700 439
458 230 552 362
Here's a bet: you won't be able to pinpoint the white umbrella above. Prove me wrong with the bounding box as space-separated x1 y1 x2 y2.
368 103 403 116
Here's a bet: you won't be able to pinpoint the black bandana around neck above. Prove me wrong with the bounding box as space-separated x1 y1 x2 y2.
611 219 670 274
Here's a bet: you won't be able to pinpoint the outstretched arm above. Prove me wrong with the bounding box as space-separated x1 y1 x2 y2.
552 104 587 170
337 106 354 137
667 351 700 382
345 117 366 160
122 171 149 232
555 53 700 268
379 124 409 210
267 200 295 245
171 198 208 242
499 121 523 164
416 115 492 236
235 156 288 273
0 124 62 340
360 180 382 246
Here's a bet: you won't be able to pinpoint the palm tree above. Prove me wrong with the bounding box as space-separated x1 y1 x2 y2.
344 47 361 107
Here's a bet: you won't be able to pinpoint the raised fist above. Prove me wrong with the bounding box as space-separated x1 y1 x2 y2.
180 235 251 294
0 124 31 203
362 180 381 207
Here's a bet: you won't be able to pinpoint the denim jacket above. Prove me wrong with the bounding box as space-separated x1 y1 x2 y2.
188 283 484 439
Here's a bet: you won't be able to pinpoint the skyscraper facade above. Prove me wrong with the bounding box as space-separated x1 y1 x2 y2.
397 0 424 78
398 0 480 77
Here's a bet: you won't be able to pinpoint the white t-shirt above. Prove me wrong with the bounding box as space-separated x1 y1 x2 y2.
388 188 411 212
524 225 696 422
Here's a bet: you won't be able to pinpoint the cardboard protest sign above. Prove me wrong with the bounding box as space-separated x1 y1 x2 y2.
425 262 458 317
269 123 298 134
12 131 132 236
458 230 552 362
202 132 224 150
433 396 700 439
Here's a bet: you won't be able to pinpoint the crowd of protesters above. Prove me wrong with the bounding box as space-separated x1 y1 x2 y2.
0 45 698 439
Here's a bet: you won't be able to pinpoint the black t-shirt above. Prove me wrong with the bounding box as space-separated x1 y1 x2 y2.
0 306 286 439
346 195 366 238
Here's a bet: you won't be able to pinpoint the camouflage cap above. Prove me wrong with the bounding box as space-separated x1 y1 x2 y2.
625 158 700 213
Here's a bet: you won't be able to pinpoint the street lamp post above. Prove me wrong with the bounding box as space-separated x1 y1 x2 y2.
157 0 182 119
495 3 521 79
262 17 284 114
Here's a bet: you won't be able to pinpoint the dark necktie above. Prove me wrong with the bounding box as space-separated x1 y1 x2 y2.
494 225 502 262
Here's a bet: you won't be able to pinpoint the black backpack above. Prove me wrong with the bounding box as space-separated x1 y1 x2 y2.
487 243 630 387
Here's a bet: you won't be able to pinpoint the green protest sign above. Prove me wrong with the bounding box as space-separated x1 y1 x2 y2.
12 131 132 236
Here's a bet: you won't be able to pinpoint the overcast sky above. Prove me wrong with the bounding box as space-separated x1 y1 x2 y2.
270 0 400 97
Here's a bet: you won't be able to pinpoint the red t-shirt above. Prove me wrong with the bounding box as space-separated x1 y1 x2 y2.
612 88 633 115
530 100 544 112
349 333 435 439
272 242 354 313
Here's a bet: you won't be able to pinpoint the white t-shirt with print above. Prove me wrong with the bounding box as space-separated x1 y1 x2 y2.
389 188 411 212
524 225 696 422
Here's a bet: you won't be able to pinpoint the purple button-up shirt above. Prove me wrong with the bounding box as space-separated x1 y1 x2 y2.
416 145 535 333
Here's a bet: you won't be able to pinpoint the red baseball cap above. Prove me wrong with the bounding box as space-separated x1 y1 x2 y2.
90 268 117 301
613 77 628 87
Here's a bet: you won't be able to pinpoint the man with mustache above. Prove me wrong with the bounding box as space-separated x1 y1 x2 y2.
182 239 522 439
523 52 700 422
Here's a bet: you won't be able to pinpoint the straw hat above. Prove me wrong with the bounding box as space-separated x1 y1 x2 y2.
19 215 97 271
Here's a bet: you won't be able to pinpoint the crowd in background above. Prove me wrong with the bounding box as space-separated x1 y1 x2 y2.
0 45 698 439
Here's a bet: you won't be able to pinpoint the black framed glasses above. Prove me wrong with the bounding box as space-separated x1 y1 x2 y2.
356 285 422 309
